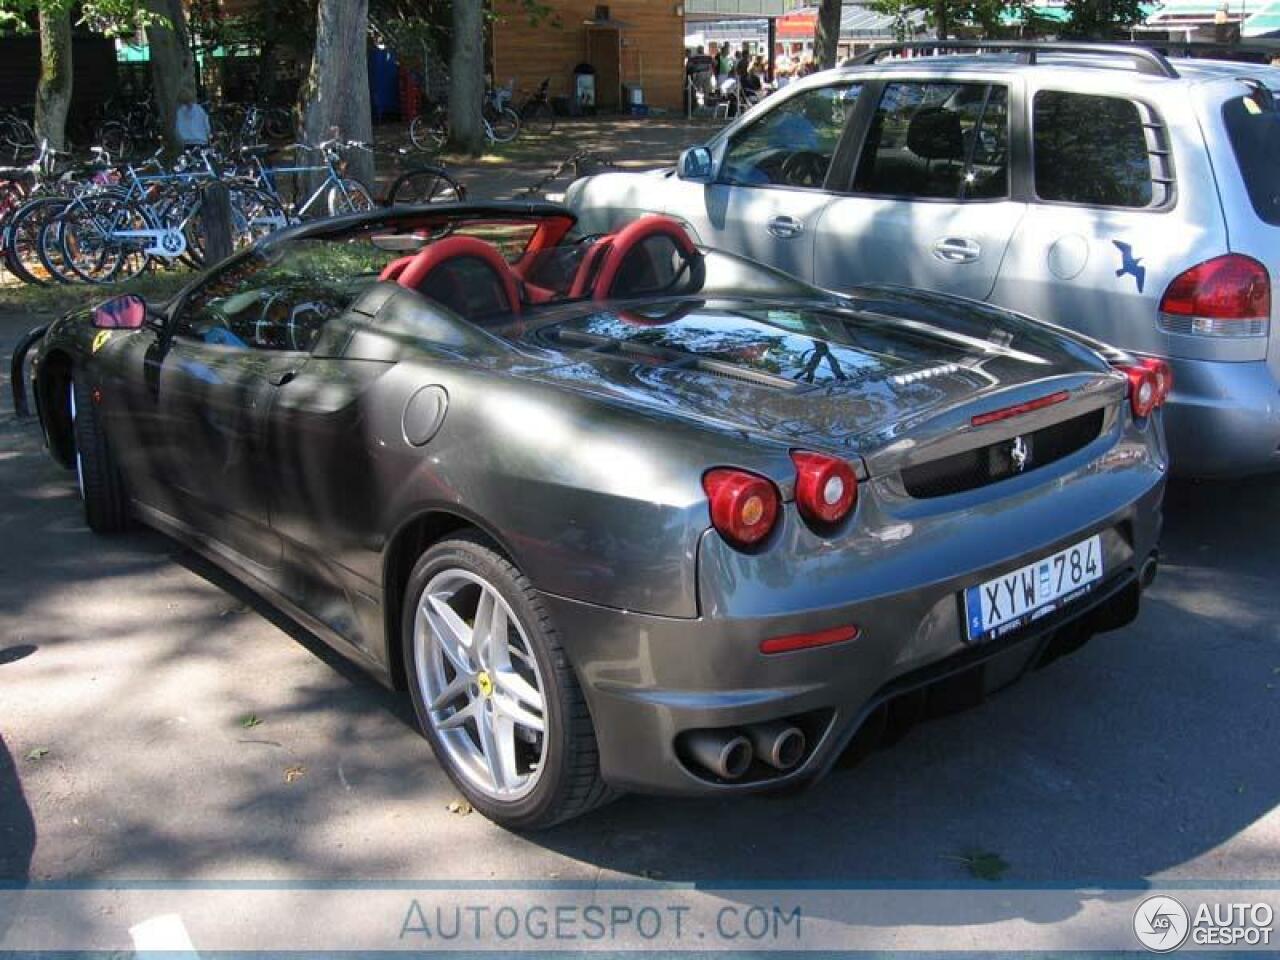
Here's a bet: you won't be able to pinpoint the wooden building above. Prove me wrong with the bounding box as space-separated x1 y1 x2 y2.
491 1 685 112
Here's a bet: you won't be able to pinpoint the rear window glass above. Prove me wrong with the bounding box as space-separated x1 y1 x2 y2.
1033 91 1156 208
1222 91 1280 226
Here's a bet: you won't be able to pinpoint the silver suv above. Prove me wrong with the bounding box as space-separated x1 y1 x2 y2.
567 42 1280 476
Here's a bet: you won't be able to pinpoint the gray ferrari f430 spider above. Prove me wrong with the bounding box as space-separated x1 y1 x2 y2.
13 202 1168 827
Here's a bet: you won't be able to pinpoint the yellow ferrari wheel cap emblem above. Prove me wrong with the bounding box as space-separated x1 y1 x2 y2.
91 330 111 354
477 672 493 698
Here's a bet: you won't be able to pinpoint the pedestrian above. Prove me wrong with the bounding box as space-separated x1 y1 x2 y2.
175 90 211 148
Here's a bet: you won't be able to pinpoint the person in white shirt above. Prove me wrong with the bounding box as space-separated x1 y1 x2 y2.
175 91 211 147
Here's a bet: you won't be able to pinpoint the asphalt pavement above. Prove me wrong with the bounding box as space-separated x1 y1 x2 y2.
1 304 1277 892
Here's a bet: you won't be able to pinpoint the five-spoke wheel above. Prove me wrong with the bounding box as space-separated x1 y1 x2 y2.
403 533 613 828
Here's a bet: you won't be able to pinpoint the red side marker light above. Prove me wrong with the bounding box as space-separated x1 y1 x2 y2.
760 625 861 655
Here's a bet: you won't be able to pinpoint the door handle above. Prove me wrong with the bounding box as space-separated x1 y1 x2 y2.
768 215 805 240
268 369 298 387
932 237 982 264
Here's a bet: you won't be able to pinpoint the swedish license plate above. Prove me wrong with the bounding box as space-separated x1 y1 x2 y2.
964 535 1103 643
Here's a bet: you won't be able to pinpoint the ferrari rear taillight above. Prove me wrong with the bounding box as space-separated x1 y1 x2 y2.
791 450 857 526
703 468 780 549
1159 254 1270 337
1117 357 1172 419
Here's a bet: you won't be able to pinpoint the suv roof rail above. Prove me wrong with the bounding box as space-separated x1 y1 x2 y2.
845 40 1180 79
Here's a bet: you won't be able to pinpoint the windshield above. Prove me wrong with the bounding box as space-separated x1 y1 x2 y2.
1222 89 1280 226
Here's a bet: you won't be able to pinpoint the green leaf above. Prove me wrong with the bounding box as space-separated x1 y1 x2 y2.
945 849 1010 882
239 713 262 728
25 747 49 762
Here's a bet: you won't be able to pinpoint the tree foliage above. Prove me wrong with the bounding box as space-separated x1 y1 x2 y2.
0 0 164 36
1061 0 1147 35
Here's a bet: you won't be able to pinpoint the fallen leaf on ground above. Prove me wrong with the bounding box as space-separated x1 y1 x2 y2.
25 747 49 762
446 800 473 816
240 713 262 728
944 850 1009 882
284 764 307 784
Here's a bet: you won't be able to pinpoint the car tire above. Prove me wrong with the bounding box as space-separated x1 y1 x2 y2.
403 532 614 829
69 377 129 533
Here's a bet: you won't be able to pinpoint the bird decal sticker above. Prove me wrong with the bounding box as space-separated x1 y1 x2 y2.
1113 240 1146 293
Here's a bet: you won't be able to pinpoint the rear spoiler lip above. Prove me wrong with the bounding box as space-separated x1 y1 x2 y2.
10 322 49 419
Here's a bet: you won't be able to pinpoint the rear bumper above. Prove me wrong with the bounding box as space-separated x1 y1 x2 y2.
544 467 1165 796
1163 357 1280 476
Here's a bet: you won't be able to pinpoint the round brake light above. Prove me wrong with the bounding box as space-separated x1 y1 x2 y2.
791 451 858 526
1125 366 1159 419
703 468 780 548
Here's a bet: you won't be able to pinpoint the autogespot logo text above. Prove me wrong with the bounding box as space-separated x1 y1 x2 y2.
1134 896 1190 953
1134 896 1276 951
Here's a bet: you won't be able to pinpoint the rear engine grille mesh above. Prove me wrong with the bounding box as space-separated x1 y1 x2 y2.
901 409 1106 499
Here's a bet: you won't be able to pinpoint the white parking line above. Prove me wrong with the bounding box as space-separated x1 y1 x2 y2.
129 913 200 959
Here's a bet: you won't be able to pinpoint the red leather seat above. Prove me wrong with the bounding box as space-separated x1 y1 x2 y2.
567 215 700 301
394 236 523 319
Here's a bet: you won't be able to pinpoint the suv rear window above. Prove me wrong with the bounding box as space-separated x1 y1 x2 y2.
1033 91 1163 208
1222 90 1280 226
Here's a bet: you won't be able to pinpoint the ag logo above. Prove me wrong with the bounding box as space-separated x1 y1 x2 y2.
1134 895 1190 952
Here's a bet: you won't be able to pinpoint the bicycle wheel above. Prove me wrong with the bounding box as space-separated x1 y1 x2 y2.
410 113 448 151
59 194 148 284
521 101 556 136
37 211 78 284
96 122 133 162
230 185 287 246
4 196 66 285
326 177 375 216
487 106 521 144
263 108 294 142
0 116 36 164
386 167 466 206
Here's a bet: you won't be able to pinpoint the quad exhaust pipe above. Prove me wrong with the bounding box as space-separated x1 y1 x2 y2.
685 730 753 780
747 721 807 771
684 722 807 780
1141 553 1159 588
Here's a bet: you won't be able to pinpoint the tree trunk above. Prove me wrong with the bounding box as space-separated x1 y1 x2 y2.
298 0 374 187
814 0 843 71
448 0 485 156
934 0 950 40
145 0 199 153
34 5 73 152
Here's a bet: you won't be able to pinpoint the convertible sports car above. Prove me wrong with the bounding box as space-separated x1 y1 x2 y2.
13 202 1168 828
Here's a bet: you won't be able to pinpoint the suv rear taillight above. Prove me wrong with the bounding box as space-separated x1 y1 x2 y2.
703 468 779 549
1158 254 1270 337
1116 358 1172 419
791 451 857 526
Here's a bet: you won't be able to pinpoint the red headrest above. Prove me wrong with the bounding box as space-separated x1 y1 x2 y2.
380 256 414 283
396 236 522 317
586 215 700 301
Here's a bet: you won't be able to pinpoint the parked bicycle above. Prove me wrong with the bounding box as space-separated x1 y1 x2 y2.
517 79 557 136
410 86 522 151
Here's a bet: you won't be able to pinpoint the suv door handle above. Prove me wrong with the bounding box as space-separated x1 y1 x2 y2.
768 215 805 240
933 237 982 264
268 369 298 387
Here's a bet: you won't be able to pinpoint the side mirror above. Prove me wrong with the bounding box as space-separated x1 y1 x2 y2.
92 294 148 330
678 146 715 183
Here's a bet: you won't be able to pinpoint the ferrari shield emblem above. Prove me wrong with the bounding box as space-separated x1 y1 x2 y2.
91 330 111 354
